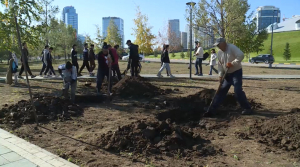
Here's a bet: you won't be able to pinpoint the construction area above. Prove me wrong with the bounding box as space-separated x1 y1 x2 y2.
0 74 300 167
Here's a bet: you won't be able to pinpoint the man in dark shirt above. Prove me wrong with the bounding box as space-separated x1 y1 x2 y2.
71 44 79 74
79 43 91 75
126 40 139 77
44 47 56 77
96 45 112 95
18 42 36 78
89 44 96 76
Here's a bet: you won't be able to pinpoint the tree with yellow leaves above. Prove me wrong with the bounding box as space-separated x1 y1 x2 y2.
132 7 155 55
104 19 122 47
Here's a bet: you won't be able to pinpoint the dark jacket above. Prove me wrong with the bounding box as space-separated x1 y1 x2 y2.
161 50 170 63
128 44 139 61
89 48 95 61
83 48 89 60
97 52 109 72
21 48 29 63
71 49 77 63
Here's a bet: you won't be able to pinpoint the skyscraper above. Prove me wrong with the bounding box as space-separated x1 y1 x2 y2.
62 6 78 34
168 19 181 50
181 32 187 49
254 6 281 30
102 17 124 47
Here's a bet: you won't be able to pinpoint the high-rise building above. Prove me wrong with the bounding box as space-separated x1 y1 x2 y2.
102 17 124 47
181 32 187 49
186 25 215 49
254 6 281 30
62 6 78 34
77 34 86 43
168 19 181 50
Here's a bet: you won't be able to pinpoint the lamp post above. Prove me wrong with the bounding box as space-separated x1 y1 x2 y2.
270 10 276 68
186 1 196 79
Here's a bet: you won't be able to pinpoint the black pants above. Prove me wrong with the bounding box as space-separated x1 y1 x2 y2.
19 62 33 76
44 61 56 75
72 61 79 74
79 60 90 73
112 64 122 80
131 60 139 77
40 63 52 75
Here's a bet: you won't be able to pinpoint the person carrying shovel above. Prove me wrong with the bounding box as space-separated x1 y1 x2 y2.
203 38 252 117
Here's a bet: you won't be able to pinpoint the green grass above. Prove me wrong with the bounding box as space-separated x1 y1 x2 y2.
148 31 300 63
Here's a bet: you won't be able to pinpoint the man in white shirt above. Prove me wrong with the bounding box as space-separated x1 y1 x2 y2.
59 61 77 103
204 38 252 117
194 42 204 76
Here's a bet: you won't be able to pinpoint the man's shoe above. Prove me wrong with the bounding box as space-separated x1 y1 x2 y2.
198 74 203 76
31 75 36 78
18 75 23 79
208 74 212 75
157 74 163 78
194 73 199 75
241 109 253 115
169 75 175 78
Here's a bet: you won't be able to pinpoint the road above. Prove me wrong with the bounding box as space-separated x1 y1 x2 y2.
143 58 300 68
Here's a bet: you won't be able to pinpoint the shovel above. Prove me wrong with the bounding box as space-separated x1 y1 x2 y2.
205 68 229 114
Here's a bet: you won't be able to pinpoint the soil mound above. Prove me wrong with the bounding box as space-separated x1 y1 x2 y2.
250 109 300 157
156 89 261 124
113 76 163 98
97 120 217 157
0 96 83 128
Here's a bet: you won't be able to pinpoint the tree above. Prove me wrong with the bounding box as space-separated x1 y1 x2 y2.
191 0 249 43
283 42 291 61
132 6 155 55
0 0 42 56
180 51 185 58
94 25 103 52
104 19 122 46
168 25 181 52
156 20 168 47
39 0 59 45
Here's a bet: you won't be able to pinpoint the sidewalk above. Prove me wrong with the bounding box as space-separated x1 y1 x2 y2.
0 128 78 167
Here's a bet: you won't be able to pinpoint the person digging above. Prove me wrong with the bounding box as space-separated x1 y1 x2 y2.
60 61 77 103
202 38 252 118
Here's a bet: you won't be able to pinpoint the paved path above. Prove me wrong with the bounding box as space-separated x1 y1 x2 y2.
0 128 78 167
144 58 300 68
1 74 300 81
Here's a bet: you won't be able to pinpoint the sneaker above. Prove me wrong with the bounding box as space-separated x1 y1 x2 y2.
157 74 163 78
18 75 23 79
208 74 212 75
198 74 203 76
194 73 199 75
31 75 36 78
43 75 49 78
169 75 175 78
241 109 253 115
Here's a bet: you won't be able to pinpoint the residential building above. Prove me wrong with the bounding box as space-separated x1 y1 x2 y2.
102 17 124 47
181 32 187 49
266 15 300 33
255 6 281 30
62 6 78 34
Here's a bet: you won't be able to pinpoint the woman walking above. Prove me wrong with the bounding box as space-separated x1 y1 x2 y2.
157 44 174 78
208 49 218 75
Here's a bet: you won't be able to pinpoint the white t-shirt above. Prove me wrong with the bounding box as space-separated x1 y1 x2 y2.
196 47 204 58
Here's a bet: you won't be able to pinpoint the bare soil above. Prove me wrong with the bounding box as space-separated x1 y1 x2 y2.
1 77 300 167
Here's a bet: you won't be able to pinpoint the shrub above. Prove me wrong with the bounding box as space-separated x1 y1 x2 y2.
180 51 185 59
171 52 176 58
154 51 158 57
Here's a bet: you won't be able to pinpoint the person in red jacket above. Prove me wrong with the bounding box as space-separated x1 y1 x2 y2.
108 45 121 80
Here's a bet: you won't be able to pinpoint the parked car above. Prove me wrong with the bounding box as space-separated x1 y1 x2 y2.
250 54 274 64
119 52 128 59
122 54 144 61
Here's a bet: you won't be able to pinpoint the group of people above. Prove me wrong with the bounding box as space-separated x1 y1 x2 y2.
6 37 253 117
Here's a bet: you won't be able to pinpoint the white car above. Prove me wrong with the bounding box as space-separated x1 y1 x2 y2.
122 54 144 61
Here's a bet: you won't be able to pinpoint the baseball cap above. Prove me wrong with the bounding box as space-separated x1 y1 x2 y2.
214 38 226 46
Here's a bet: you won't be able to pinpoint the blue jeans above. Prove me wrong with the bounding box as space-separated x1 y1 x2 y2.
209 65 218 75
210 69 251 112
195 58 203 74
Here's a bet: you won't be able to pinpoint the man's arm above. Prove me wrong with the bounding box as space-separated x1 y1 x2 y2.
217 52 225 77
231 45 244 66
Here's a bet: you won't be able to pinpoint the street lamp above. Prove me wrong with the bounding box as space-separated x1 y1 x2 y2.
186 1 196 79
270 10 276 68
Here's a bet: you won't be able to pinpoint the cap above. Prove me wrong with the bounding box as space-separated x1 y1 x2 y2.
214 38 226 46
126 40 131 44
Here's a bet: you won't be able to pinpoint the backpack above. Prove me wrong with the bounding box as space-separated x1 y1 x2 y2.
12 61 18 73
202 52 209 60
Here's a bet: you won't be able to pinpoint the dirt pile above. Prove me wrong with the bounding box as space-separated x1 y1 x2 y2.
156 89 261 124
96 120 218 157
113 76 164 98
0 96 83 127
249 109 300 157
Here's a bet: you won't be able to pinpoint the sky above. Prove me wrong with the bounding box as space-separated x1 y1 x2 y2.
1 0 300 41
